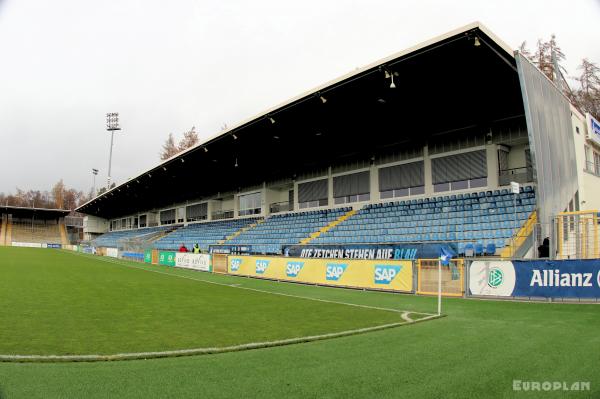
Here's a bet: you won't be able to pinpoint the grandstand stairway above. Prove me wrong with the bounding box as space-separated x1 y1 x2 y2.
5 219 11 245
94 225 178 249
0 217 5 245
311 187 536 256
218 219 264 244
98 188 537 257
300 208 357 244
226 208 351 254
59 223 69 246
500 210 537 258
153 218 261 252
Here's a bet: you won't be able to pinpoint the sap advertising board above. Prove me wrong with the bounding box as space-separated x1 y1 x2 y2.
470 260 600 298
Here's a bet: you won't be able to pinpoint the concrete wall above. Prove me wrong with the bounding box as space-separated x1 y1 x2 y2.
83 216 109 234
574 109 600 211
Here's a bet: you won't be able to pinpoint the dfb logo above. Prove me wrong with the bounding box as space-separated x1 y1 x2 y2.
230 258 242 272
286 261 304 278
326 263 347 281
374 265 402 285
255 260 270 274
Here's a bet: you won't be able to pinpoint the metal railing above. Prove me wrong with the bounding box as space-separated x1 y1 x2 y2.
269 201 291 214
554 211 600 260
499 167 533 186
212 210 234 221
584 161 600 177
64 216 84 227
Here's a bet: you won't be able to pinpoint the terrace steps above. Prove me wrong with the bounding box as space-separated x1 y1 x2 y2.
5 220 12 245
59 223 69 246
500 211 537 258
300 209 357 245
0 218 5 245
220 219 264 244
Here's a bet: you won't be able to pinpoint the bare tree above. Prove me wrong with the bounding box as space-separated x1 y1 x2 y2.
518 41 532 60
160 133 179 160
51 180 65 209
178 126 199 151
573 59 600 119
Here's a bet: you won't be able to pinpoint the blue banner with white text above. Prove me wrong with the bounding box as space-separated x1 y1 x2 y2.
513 260 600 298
282 243 457 260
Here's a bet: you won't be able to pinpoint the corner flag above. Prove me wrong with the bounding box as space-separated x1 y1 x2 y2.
440 246 454 266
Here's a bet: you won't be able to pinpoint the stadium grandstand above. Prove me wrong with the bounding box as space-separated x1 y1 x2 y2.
0 206 71 247
75 22 600 261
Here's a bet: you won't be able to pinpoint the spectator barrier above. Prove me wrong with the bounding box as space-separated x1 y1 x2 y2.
227 255 413 292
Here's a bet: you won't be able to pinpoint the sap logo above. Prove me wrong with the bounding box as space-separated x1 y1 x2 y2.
286 262 304 278
230 258 242 272
255 260 270 274
374 265 402 285
326 263 347 281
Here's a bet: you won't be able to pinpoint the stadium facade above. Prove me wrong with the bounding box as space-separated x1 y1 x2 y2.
76 22 600 259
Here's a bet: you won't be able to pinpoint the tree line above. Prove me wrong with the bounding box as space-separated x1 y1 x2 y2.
0 180 90 211
520 35 599 119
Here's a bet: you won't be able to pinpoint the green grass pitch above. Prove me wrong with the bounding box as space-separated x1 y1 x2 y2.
0 247 407 356
0 246 599 398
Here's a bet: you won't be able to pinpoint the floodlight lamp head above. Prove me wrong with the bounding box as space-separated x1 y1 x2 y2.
474 37 481 47
106 112 121 131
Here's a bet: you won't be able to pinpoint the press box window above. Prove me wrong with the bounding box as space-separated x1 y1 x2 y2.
298 179 328 208
333 171 370 204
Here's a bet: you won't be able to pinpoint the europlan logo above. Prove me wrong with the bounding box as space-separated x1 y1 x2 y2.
513 380 590 392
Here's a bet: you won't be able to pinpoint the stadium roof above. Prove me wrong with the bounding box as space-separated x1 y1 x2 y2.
1 205 71 220
77 22 525 219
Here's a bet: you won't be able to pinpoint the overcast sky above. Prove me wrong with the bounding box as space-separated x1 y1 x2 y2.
0 0 599 194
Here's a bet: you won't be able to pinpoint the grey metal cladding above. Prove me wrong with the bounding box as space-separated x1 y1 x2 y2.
515 52 578 226
333 171 370 197
431 150 487 184
298 179 328 203
186 203 207 219
378 161 424 191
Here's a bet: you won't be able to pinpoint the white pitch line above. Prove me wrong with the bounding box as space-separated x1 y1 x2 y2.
67 251 435 318
0 250 441 363
400 312 413 323
0 313 441 363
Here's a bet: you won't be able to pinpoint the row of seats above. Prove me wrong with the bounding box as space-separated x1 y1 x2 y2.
11 222 62 244
93 225 174 248
95 187 536 256
153 217 260 251
227 208 351 254
312 188 536 254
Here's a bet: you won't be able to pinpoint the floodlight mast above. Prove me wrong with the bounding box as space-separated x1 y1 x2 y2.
105 113 121 189
92 168 99 197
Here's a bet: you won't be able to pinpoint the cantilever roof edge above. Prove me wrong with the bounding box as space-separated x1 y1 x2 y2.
1 205 71 214
76 21 514 214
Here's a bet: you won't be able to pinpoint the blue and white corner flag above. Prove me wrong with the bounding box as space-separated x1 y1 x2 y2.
440 246 454 266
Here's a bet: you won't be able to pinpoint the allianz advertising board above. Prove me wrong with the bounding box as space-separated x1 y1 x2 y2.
470 260 600 298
